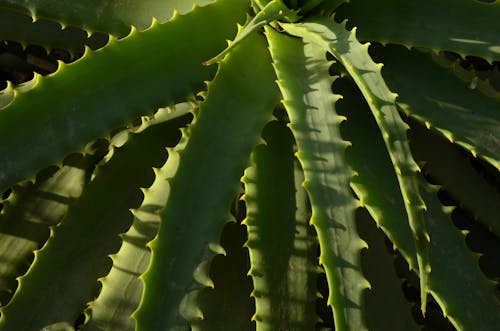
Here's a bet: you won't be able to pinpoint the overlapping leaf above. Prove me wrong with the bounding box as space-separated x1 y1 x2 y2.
0 0 215 35
135 31 280 330
283 18 430 312
267 27 368 331
0 0 248 193
336 0 500 62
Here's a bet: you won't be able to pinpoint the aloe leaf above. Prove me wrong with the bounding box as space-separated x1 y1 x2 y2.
205 0 298 65
283 18 431 312
242 120 318 330
333 78 418 271
0 0 215 35
421 186 500 330
267 27 369 331
373 45 500 171
192 218 254 331
0 0 248 194
0 148 104 307
0 113 184 330
81 105 193 331
335 77 500 331
336 0 500 62
356 208 419 331
408 118 500 237
135 31 280 330
0 8 93 55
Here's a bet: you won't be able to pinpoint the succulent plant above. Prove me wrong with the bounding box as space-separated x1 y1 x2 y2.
0 0 499 330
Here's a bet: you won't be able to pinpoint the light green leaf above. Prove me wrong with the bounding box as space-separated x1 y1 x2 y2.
335 77 500 331
283 17 430 313
0 148 103 307
135 30 280 330
82 105 193 331
267 27 368 331
0 116 181 330
242 120 318 330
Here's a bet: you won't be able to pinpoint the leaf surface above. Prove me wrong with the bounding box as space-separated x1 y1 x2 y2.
0 0 248 193
267 27 368 331
283 18 430 312
336 0 500 62
0 116 181 330
135 31 280 330
242 119 318 331
374 45 500 171
0 0 215 35
336 77 500 331
408 118 500 237
82 105 193 331
0 150 101 307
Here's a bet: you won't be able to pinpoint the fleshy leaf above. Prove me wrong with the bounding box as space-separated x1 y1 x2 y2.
0 8 101 55
0 148 104 307
373 45 500 171
0 115 182 330
335 77 500 331
408 117 500 238
0 0 248 193
135 31 280 330
242 120 318 330
267 27 369 331
0 0 215 35
283 18 430 312
81 105 193 331
336 0 500 62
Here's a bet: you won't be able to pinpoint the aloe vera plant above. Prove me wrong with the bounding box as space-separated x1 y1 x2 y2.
0 0 499 330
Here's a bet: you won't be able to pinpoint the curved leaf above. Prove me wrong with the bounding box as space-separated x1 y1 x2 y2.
81 105 193 331
135 31 280 330
0 8 95 55
0 0 215 35
374 45 500 171
283 18 430 312
0 0 248 193
242 120 318 330
336 0 500 62
0 150 102 307
267 27 368 331
408 117 500 237
335 77 500 331
0 116 179 330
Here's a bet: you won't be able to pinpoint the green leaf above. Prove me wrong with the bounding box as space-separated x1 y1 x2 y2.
0 8 97 56
192 219 255 331
135 30 280 330
408 118 500 238
0 0 248 193
242 120 318 330
335 77 500 331
283 17 430 313
336 0 500 62
0 149 103 307
422 185 500 331
81 105 193 331
373 45 500 171
267 27 368 331
0 116 180 330
0 0 215 35
356 208 419 331
204 0 297 65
